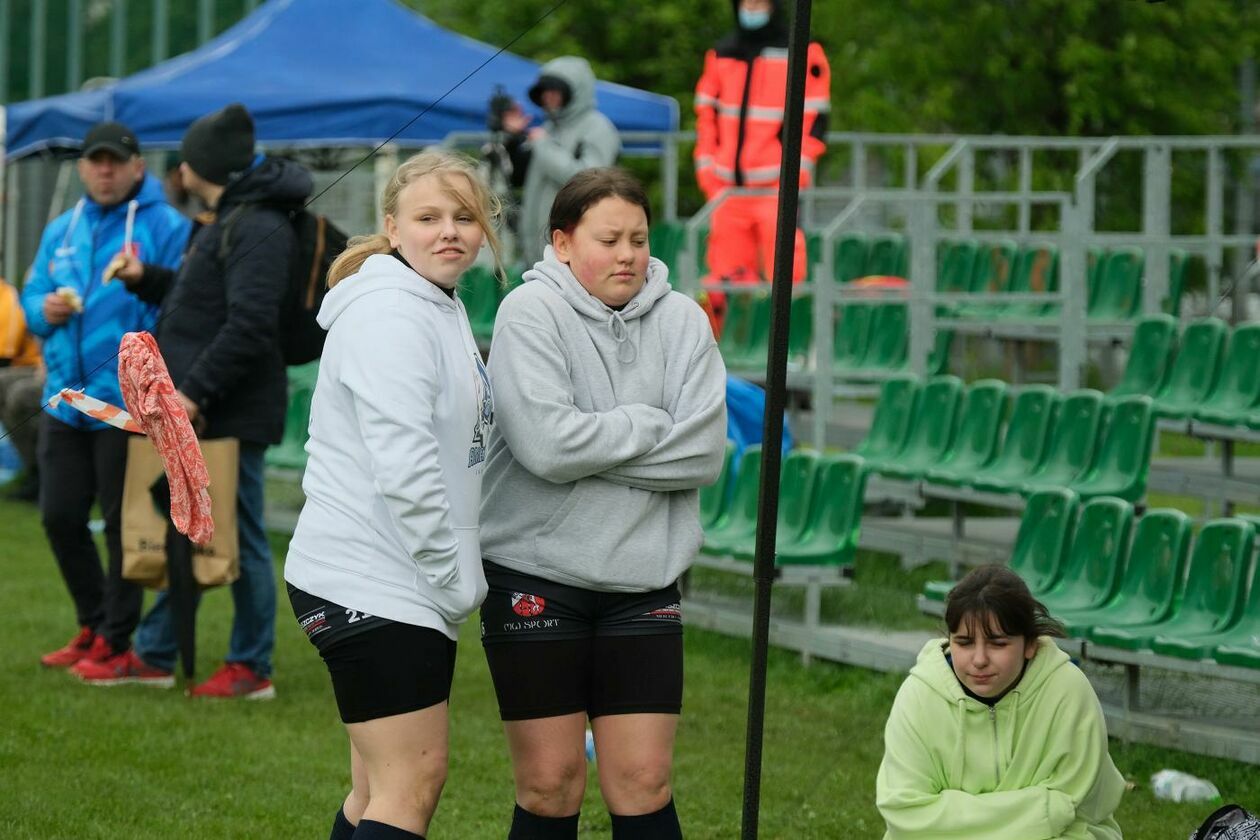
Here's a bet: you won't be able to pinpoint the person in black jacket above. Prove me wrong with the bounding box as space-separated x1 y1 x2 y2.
97 103 312 698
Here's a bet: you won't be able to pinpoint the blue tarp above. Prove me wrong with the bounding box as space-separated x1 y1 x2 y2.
4 0 679 160
726 376 793 459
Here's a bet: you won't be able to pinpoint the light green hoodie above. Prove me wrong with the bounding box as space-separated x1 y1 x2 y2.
876 637 1125 840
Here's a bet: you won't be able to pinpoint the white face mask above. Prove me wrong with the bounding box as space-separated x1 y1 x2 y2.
739 8 771 29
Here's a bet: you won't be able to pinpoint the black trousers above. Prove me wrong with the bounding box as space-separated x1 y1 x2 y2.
38 414 141 651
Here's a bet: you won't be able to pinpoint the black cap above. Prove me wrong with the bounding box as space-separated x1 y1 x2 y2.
180 103 256 186
82 121 141 160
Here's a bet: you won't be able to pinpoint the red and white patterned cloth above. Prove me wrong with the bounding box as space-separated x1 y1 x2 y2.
117 331 214 546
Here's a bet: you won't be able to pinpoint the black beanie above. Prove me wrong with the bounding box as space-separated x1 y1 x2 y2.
181 103 256 186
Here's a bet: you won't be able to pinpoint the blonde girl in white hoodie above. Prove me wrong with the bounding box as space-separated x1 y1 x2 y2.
284 150 502 840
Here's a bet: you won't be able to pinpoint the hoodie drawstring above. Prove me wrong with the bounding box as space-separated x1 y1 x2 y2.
607 307 638 363
60 199 87 251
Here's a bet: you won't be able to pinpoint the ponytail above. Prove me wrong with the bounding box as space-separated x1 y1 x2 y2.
327 233 391 288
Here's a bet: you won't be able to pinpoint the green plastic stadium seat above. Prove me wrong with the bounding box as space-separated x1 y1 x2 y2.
718 292 764 368
865 233 907 278
461 265 502 342
1020 389 1104 494
775 454 867 566
956 239 1017 319
698 441 736 529
859 304 908 371
788 294 814 369
854 375 920 465
833 304 875 374
937 240 979 294
997 244 1059 320
266 361 319 471
1194 323 1260 427
1104 315 1177 404
1087 247 1145 321
1152 519 1259 660
833 232 869 284
701 445 762 555
927 329 954 376
968 386 1058 494
732 449 821 560
1038 497 1133 615
804 231 824 283
1068 395 1155 503
725 294 773 372
1164 248 1189 317
923 379 1008 487
1152 318 1228 420
874 375 964 478
1054 509 1192 637
922 487 1077 603
1089 518 1254 651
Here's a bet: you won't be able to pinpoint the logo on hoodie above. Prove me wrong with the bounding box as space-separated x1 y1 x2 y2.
468 352 494 467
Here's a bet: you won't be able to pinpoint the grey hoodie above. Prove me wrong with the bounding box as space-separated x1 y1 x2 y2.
480 248 727 591
518 57 621 264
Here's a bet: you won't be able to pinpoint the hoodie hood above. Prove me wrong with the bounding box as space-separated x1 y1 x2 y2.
524 245 671 363
219 155 313 212
719 0 789 56
532 56 597 122
908 636 1069 786
318 253 458 329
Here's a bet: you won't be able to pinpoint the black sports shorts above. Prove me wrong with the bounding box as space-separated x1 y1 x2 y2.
287 583 457 724
479 561 683 721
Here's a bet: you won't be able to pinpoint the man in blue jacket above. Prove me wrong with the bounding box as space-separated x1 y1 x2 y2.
20 122 189 672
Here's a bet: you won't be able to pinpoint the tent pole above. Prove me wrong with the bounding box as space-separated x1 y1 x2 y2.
740 1 812 837
152 0 169 65
0 106 7 282
1 0 9 105
110 0 127 79
29 0 46 100
67 0 83 91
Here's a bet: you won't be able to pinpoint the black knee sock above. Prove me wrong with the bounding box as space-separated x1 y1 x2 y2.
508 803 580 840
329 808 356 840
610 798 682 840
351 819 424 840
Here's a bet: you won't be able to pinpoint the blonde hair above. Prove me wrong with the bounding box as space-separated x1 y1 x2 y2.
327 148 504 287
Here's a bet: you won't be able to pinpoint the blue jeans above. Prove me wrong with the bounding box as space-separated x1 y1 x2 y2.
135 442 276 678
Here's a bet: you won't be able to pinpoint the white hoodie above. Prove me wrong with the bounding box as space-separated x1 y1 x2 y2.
284 253 493 640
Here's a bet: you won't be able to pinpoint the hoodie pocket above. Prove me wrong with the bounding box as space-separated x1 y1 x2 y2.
425 526 489 623
533 480 666 588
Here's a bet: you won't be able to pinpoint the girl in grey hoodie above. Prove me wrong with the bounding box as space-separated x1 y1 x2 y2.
284 150 502 840
480 168 727 839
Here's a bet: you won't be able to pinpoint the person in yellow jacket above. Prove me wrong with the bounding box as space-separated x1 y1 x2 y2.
877 565 1125 840
0 277 43 500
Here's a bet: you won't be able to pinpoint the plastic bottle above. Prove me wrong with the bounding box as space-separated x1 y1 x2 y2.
585 728 596 763
1151 769 1221 803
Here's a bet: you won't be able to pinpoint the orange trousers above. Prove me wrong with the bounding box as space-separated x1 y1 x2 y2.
703 193 805 334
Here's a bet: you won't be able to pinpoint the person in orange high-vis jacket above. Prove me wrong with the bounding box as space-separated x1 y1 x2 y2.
694 0 830 329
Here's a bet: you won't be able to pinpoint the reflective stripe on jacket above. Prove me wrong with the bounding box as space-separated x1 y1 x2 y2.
694 41 831 199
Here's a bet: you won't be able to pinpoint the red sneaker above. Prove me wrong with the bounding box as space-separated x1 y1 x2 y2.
190 662 275 700
72 649 175 688
40 627 96 668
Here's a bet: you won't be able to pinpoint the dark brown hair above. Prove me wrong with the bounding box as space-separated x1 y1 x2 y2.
944 565 1065 641
547 167 652 239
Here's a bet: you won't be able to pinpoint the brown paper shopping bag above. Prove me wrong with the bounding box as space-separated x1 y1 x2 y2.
121 436 240 589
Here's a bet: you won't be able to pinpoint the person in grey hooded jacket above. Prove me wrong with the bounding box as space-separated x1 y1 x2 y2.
514 56 621 266
480 168 726 840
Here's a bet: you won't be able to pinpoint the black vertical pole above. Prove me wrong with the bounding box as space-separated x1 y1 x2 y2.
741 1 813 837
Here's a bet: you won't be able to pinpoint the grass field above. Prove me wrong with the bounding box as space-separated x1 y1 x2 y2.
3 494 1259 839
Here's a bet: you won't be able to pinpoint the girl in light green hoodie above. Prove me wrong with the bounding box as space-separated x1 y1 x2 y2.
877 565 1126 840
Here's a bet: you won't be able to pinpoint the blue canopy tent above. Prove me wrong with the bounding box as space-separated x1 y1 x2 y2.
2 0 679 158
